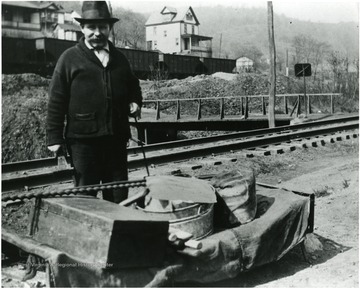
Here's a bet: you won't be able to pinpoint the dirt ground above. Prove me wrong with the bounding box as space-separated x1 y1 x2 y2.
1 133 358 288
214 140 359 288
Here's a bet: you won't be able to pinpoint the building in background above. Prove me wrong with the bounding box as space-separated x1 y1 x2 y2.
145 6 212 58
236 56 254 72
1 1 81 41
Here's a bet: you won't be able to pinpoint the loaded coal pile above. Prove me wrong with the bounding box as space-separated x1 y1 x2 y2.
143 72 289 116
2 74 51 163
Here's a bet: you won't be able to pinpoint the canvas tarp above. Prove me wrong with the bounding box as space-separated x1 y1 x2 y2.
2 185 311 287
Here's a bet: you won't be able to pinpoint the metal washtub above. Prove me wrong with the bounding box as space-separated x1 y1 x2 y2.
138 187 216 240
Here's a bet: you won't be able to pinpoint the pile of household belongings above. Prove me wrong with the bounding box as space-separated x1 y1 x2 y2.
3 169 312 287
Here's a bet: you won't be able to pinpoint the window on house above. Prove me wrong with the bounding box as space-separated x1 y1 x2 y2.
51 13 58 22
164 30 167 37
153 27 157 35
23 10 31 23
184 24 187 34
184 38 189 50
186 12 193 21
192 25 195 34
147 41 152 51
3 8 13 21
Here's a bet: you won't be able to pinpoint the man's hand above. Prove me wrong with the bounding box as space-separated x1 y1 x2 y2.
129 102 140 118
48 144 61 153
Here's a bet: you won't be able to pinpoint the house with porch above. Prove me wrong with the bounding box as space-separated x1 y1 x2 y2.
145 6 212 58
1 1 81 41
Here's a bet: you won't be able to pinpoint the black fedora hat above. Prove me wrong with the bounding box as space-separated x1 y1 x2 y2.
74 1 119 24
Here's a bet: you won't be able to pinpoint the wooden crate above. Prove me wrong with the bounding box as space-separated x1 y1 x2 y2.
31 196 169 268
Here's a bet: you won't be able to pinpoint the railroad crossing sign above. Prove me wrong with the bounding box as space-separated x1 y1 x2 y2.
294 63 312 77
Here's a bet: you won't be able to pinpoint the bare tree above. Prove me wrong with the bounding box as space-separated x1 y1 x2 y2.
311 41 331 80
293 34 312 62
292 34 330 80
327 51 345 92
326 51 359 111
112 8 146 49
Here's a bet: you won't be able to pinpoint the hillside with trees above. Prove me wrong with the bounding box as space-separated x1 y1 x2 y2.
58 2 358 61
193 6 358 75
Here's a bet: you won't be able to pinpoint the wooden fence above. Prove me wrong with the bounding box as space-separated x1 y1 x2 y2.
142 93 342 120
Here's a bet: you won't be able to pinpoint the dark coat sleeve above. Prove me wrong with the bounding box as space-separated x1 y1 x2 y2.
129 71 142 108
124 57 142 109
46 54 70 146
114 50 142 109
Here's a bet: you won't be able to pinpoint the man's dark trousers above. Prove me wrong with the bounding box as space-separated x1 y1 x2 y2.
67 136 128 203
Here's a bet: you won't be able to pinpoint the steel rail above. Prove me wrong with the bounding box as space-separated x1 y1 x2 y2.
2 120 358 193
131 115 359 154
127 122 358 169
2 115 358 174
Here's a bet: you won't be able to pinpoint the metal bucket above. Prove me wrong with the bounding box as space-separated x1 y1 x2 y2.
138 198 214 240
168 203 214 240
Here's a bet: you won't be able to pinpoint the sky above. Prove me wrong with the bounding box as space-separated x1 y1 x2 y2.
113 0 359 23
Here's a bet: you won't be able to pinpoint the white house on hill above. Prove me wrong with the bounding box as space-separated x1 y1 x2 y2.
145 6 212 57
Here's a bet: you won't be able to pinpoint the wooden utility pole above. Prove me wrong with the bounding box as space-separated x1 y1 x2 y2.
284 49 289 114
267 1 276 127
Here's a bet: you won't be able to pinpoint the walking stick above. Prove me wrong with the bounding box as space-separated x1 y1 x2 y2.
133 117 150 177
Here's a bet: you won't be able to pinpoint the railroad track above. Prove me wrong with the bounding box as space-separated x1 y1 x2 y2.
2 115 358 193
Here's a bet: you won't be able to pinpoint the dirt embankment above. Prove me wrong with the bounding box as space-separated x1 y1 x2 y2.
2 72 274 163
2 74 51 163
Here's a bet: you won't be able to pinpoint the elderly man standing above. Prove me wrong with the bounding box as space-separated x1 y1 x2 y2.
46 1 142 203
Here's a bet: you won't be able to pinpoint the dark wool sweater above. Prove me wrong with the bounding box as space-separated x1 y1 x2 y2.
46 37 142 146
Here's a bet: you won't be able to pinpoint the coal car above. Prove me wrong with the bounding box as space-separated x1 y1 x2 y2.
2 37 236 79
